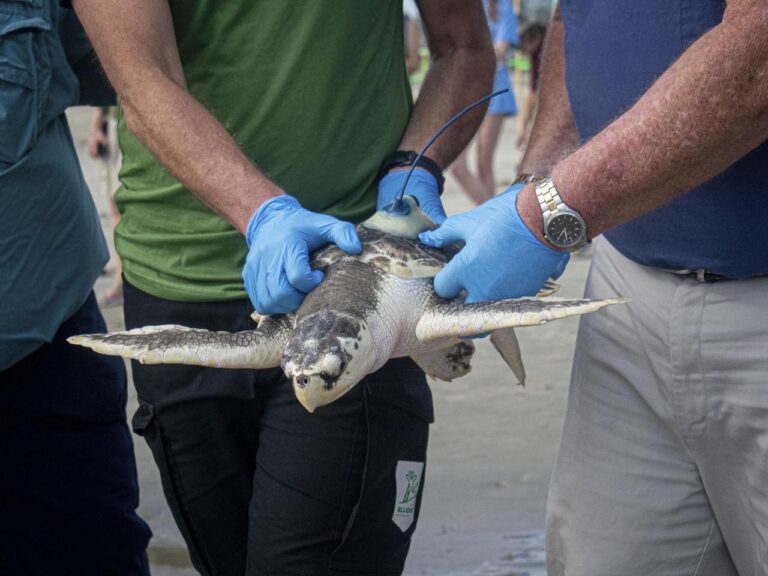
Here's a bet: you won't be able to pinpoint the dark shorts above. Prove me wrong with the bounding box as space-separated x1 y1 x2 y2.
0 292 152 576
123 281 433 576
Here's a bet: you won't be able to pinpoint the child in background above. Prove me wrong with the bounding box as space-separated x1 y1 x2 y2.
88 107 123 307
516 23 547 149
450 0 519 204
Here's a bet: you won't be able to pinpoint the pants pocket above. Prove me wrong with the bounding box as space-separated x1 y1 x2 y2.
329 362 432 575
132 400 214 576
0 7 50 166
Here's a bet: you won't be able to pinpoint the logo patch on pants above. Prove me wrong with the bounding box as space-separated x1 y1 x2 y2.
392 460 424 532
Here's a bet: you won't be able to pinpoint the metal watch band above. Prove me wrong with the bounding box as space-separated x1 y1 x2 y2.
378 150 445 194
534 177 564 220
534 177 588 251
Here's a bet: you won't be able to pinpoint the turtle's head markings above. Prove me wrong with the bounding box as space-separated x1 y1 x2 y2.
282 311 375 413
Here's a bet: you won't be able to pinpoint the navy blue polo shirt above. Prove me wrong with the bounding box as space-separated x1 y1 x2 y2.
0 1 114 369
561 0 768 279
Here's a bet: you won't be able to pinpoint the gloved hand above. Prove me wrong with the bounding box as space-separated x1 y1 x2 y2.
419 183 569 303
243 195 361 314
378 168 447 224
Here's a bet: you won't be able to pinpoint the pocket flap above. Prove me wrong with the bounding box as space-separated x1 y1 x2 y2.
0 59 33 89
0 12 50 36
131 400 156 434
0 10 49 89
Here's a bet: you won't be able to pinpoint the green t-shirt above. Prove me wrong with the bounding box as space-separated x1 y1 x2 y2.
116 0 412 301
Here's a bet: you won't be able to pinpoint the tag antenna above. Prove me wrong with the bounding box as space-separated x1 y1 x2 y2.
395 88 510 205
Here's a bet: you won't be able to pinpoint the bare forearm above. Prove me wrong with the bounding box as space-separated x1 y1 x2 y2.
401 47 494 166
120 73 280 232
518 11 579 176
518 91 537 132
401 0 495 168
533 1 768 240
73 0 281 234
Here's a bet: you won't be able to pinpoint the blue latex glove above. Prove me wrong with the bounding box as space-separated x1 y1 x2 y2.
243 195 361 314
378 168 447 224
419 184 569 303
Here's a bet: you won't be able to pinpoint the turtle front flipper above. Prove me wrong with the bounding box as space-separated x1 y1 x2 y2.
415 297 626 342
68 316 291 368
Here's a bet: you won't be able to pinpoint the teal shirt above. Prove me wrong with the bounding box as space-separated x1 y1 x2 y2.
0 1 113 370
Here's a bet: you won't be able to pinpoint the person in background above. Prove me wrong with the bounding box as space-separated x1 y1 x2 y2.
421 1 768 574
515 22 546 150
403 0 422 75
0 3 151 575
450 0 519 204
70 1 494 575
88 106 124 307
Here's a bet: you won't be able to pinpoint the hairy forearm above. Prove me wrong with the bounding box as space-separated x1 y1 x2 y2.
399 1 495 168
518 12 579 177
518 91 537 132
73 0 281 234
120 73 280 232
523 2 768 243
400 47 494 167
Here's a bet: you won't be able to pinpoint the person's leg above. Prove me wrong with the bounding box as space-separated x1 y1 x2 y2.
682 274 768 575
247 357 433 576
123 281 264 576
546 240 738 576
99 116 123 307
0 292 151 576
107 117 122 300
101 195 123 306
475 114 505 199
449 146 491 205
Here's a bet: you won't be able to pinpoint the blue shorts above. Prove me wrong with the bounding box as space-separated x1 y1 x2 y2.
487 65 518 116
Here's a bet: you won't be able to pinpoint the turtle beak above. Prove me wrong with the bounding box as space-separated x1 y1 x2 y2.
281 313 377 412
290 372 353 413
293 378 321 413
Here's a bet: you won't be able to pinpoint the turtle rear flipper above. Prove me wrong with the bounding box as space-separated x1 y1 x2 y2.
538 279 560 297
489 328 526 386
411 341 475 382
415 297 626 342
68 317 290 368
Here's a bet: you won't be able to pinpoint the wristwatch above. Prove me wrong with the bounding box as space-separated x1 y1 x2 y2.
534 177 588 251
378 150 445 194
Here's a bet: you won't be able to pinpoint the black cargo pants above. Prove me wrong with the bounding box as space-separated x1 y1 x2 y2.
124 281 433 576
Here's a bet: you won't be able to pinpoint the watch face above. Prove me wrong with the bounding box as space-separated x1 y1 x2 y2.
546 213 585 248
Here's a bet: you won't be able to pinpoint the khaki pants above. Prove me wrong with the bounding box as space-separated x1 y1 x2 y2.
547 239 768 575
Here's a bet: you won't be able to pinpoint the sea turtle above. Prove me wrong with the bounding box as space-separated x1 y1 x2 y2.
69 197 623 412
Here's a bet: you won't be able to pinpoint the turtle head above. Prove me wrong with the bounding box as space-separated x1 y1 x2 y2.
282 310 375 413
